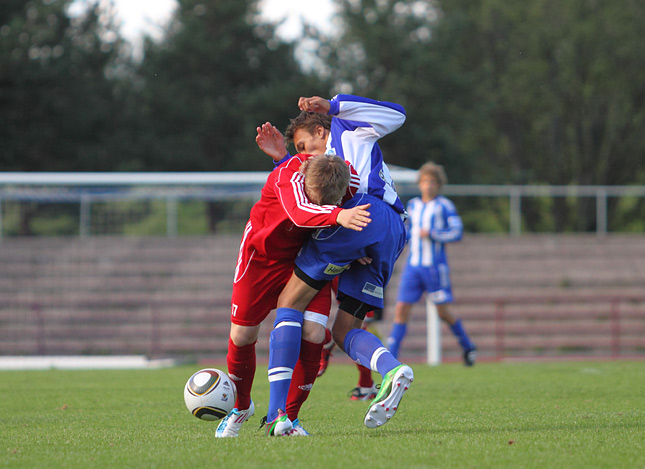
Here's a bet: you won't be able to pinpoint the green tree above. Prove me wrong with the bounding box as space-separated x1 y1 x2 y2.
133 0 327 172
320 0 645 231
0 0 127 172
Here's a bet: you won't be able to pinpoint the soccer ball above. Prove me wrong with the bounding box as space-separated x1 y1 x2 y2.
184 368 236 421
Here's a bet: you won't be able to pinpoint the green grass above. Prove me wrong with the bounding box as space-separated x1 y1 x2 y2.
1 361 643 468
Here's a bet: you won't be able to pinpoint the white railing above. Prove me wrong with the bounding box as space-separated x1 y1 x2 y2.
1 172 644 237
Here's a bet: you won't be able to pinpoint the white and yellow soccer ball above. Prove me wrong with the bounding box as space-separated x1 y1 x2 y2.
184 368 236 421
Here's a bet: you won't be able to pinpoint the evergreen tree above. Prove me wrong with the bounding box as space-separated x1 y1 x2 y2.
133 0 326 172
0 0 127 171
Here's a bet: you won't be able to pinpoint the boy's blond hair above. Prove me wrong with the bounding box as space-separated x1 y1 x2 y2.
418 161 447 188
300 154 350 205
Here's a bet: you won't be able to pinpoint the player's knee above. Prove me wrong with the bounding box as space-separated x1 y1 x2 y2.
229 324 260 346
302 320 326 343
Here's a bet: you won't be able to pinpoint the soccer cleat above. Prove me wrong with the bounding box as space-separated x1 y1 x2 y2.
463 347 477 367
348 384 378 401
289 418 310 436
364 364 414 429
260 409 293 437
215 400 255 438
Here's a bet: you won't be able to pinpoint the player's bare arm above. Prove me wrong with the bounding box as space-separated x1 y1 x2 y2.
255 122 288 161
298 96 331 114
336 203 371 232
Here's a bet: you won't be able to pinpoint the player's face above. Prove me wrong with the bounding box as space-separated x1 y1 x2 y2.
418 174 440 200
292 126 328 155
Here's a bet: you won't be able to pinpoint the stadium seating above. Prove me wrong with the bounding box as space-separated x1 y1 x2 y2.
0 235 643 362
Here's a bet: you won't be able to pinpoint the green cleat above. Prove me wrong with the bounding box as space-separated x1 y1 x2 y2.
260 409 293 437
364 364 414 429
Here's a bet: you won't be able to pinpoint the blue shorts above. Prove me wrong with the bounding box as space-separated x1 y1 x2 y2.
396 263 453 305
295 194 406 309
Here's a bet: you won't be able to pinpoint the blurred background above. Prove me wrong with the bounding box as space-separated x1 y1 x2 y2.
1 0 644 365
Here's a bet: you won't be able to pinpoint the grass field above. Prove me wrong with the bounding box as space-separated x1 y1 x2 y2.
1 360 643 468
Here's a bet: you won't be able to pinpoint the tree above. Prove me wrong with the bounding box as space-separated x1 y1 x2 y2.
318 0 645 231
0 0 127 172
133 0 327 172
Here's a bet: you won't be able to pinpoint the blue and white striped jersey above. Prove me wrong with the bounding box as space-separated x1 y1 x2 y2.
325 95 407 214
406 195 463 267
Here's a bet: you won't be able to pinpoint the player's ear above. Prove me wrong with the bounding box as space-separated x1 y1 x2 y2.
315 125 326 138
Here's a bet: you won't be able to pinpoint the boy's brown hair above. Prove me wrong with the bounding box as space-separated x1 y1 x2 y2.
300 154 350 206
285 112 333 142
418 161 447 188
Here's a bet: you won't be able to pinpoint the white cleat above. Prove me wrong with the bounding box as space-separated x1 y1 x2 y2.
215 401 255 438
364 364 413 429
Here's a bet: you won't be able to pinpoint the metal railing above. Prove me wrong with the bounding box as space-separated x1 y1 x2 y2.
1 172 644 237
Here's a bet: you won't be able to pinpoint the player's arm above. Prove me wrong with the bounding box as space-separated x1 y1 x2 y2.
299 95 406 139
429 202 463 243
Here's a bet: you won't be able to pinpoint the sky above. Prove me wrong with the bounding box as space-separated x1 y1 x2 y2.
106 0 335 43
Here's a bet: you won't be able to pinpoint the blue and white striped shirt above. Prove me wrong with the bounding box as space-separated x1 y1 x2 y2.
406 195 463 267
325 95 407 214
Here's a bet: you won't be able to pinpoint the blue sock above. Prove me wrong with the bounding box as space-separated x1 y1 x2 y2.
387 322 407 359
267 308 303 421
450 319 475 351
344 328 401 377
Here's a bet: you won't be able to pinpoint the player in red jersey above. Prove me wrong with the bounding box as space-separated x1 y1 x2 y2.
216 142 371 437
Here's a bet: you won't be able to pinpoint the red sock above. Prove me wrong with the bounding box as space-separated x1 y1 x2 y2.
356 363 374 388
286 339 323 421
226 338 256 410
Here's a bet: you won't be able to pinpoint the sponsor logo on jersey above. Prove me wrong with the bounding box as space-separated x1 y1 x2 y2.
362 283 384 298
324 263 349 275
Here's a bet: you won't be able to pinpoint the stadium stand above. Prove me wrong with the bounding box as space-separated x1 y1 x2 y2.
0 235 643 362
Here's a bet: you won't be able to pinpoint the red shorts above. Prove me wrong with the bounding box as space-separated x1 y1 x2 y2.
230 241 331 327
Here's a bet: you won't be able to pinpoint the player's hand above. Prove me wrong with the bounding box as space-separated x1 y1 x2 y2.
298 96 331 114
336 203 371 231
355 256 372 265
256 122 288 162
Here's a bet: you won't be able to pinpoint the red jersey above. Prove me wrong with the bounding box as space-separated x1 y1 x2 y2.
247 154 360 260
230 154 359 327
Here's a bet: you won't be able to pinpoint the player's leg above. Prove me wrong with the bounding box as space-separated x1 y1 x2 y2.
387 265 425 359
433 263 476 365
436 302 477 366
349 311 379 400
285 284 331 434
227 323 260 410
317 327 335 377
218 247 290 437
387 301 413 359
330 301 413 429
265 272 322 435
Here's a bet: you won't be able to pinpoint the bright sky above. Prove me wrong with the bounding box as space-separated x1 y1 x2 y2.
105 0 335 42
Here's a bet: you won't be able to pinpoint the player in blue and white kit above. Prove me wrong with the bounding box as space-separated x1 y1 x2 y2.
257 95 414 435
387 162 476 366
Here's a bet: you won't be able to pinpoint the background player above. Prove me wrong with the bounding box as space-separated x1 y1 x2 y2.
216 151 370 438
387 162 476 366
